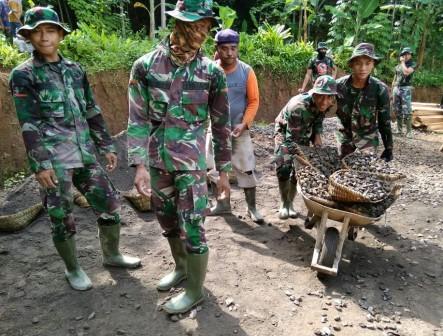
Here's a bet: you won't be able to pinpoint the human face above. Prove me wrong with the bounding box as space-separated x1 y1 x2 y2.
216 43 238 67
29 24 64 62
403 53 412 61
313 94 335 112
350 56 375 82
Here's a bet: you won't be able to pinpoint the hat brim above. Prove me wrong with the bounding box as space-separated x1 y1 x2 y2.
309 89 337 96
166 9 217 25
18 21 71 38
400 51 412 56
348 53 381 65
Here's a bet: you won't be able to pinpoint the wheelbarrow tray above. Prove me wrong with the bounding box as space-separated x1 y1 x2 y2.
301 193 381 276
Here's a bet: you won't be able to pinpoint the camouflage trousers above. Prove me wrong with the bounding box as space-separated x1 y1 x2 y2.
150 167 209 255
393 86 412 117
274 144 297 183
41 162 120 242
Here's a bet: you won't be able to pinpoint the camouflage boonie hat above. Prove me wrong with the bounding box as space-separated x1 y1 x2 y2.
18 6 70 38
167 0 216 24
309 75 337 95
348 43 380 65
317 42 328 51
400 47 413 56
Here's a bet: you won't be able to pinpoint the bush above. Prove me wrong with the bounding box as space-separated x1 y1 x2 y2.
60 23 155 73
0 36 29 69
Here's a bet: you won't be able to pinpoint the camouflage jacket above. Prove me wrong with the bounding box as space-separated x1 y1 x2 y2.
336 75 393 151
393 60 416 87
127 38 232 172
9 52 115 173
274 94 325 159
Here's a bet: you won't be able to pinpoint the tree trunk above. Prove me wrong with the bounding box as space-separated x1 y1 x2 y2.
161 0 166 29
120 1 126 37
149 0 155 39
417 24 427 69
303 5 308 42
298 9 302 41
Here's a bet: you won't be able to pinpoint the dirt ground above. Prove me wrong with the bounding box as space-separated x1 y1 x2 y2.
0 119 442 336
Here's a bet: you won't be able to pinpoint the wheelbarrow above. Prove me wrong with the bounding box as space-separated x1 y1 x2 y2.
301 193 381 277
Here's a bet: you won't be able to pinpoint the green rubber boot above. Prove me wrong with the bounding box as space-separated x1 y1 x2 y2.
157 238 187 291
396 116 403 135
99 223 141 268
287 182 298 218
53 236 92 291
163 251 208 314
244 187 264 224
405 116 413 138
278 180 290 219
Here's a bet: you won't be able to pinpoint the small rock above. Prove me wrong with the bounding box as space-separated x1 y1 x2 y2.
189 309 197 319
320 326 332 336
215 312 222 318
87 312 96 320
116 329 127 335
75 316 83 321
225 297 234 307
320 316 328 323
32 317 39 324
135 304 142 310
334 316 341 322
333 325 341 331
359 323 367 329
170 315 179 322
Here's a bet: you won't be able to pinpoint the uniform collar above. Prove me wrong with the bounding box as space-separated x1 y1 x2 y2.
345 74 374 89
32 51 73 68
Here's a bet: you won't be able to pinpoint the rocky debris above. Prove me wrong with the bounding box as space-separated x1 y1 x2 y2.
297 167 332 201
296 145 341 176
330 170 393 202
343 151 405 179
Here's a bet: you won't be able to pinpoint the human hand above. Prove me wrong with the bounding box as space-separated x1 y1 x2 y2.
232 123 247 138
105 152 118 172
298 88 305 93
399 56 405 62
36 169 58 189
134 165 151 197
313 134 322 147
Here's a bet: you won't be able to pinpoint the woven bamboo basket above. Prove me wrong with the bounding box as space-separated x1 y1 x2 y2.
73 190 90 208
122 189 151 212
0 203 43 232
307 195 338 208
328 170 390 203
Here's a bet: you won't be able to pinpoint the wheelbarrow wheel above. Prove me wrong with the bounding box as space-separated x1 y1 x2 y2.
319 227 339 268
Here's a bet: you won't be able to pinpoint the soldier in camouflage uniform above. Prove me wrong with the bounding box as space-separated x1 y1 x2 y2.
392 47 416 138
9 7 140 292
299 42 337 93
336 43 393 161
274 75 337 219
127 0 231 314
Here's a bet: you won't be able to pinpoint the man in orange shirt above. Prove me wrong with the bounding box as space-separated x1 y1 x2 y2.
207 29 263 223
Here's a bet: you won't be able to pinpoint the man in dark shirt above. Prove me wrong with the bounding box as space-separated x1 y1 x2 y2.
392 47 416 138
299 42 337 93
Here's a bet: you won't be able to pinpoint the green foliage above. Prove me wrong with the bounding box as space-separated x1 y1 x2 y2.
413 69 443 87
60 23 154 73
217 5 238 29
239 28 314 81
0 36 29 69
66 0 127 33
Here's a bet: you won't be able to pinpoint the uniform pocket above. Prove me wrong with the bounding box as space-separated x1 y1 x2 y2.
148 87 169 122
39 89 65 118
180 89 209 123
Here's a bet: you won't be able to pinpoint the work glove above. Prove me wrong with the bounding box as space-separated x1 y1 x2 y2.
380 148 393 162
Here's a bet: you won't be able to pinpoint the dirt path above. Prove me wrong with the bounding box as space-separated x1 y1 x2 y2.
0 119 442 336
